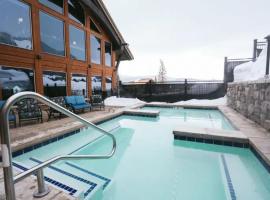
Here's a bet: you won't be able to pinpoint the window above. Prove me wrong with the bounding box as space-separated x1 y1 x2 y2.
91 76 102 95
90 19 101 34
0 0 32 50
40 12 65 56
91 35 101 64
69 25 86 61
39 0 63 13
71 74 87 97
105 77 112 97
105 42 112 67
68 0 85 25
43 71 66 97
0 66 35 100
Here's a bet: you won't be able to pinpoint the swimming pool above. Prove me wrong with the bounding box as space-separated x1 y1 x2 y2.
13 108 270 200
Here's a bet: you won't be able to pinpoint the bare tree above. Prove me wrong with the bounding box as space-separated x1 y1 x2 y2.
158 59 167 82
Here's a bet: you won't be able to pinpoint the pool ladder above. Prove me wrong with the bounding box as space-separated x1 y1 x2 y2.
0 92 117 200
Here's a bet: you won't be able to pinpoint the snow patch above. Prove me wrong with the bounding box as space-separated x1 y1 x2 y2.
104 96 145 107
234 48 267 82
173 96 227 106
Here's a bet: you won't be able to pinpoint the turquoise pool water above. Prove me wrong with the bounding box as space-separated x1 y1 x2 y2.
142 106 235 131
13 109 270 200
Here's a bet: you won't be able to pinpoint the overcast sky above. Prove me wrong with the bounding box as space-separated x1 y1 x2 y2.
103 0 270 80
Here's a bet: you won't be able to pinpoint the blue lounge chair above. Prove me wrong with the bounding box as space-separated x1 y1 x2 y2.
65 96 91 113
0 100 16 127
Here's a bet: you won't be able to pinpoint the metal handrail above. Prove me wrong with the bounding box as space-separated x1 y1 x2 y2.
0 92 117 200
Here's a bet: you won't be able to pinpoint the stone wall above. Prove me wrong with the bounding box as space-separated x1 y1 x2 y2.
227 80 270 130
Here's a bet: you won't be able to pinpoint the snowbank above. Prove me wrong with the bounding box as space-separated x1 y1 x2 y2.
104 96 227 107
173 96 227 106
234 48 267 82
104 96 145 107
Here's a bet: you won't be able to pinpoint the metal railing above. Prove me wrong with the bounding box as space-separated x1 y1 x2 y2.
0 92 117 200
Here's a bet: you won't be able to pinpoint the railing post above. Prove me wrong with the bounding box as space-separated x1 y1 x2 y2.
223 57 228 84
265 35 270 77
184 79 188 100
33 169 50 198
253 39 258 62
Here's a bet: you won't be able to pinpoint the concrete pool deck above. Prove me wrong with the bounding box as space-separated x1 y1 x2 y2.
1 103 270 199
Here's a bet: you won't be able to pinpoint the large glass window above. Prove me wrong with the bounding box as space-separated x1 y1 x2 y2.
69 25 86 61
105 42 112 67
0 0 32 50
68 0 85 25
40 11 65 56
91 76 102 95
0 66 35 100
43 71 66 97
71 74 87 97
105 77 112 97
39 0 63 13
91 35 101 64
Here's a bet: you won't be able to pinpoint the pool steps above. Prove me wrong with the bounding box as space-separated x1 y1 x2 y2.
124 109 160 117
173 126 249 148
17 157 110 199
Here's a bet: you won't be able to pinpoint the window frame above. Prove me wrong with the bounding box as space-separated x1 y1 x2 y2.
0 65 36 100
0 0 33 51
67 0 86 26
90 34 102 65
42 70 67 97
71 73 88 97
104 41 112 67
39 10 66 57
91 75 102 95
39 0 64 14
69 25 86 62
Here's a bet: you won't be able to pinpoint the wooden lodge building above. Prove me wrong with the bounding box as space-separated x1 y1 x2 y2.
0 0 133 100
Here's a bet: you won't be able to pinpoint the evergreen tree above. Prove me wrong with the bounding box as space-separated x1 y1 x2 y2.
158 59 167 82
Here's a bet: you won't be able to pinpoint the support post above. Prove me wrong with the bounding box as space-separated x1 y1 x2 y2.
33 169 50 198
253 39 258 62
223 57 228 84
265 35 270 77
184 79 188 100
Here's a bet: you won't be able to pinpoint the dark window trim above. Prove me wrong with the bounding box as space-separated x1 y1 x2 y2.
39 10 66 57
0 0 33 51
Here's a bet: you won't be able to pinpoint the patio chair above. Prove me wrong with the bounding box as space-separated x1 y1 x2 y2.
91 95 105 110
48 96 68 120
64 96 91 113
17 98 43 126
0 100 16 127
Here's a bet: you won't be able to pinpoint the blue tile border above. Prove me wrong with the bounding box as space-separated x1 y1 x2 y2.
221 154 237 200
30 158 97 198
12 162 77 196
66 161 111 189
174 135 249 148
11 130 80 158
